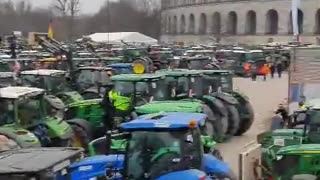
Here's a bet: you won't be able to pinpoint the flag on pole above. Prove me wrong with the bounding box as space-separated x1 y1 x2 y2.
291 0 301 37
48 19 54 39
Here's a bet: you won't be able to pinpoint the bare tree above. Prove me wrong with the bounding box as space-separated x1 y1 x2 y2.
53 0 80 40
67 0 80 40
54 0 68 17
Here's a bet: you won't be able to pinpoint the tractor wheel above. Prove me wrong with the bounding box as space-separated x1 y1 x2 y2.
212 149 223 161
204 98 229 137
68 119 93 152
225 104 240 136
235 101 255 136
203 120 215 138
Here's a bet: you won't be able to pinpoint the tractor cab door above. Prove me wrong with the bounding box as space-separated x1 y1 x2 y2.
238 141 262 180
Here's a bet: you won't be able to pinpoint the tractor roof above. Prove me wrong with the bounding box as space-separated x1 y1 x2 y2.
0 86 44 99
157 69 202 77
0 147 83 174
277 144 320 155
0 72 15 78
111 73 165 82
20 69 66 76
120 112 207 130
78 66 113 71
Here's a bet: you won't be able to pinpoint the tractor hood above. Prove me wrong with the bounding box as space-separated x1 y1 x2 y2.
68 98 102 108
135 101 203 115
45 117 73 139
277 144 320 155
70 155 124 179
0 126 41 148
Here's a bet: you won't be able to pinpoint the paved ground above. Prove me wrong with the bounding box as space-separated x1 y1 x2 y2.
217 74 288 176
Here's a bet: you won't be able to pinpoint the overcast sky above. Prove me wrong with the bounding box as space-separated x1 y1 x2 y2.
11 0 107 14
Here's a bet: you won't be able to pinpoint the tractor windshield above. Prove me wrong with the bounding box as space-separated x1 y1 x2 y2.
125 129 202 180
45 75 72 94
76 70 112 91
166 76 204 98
114 80 168 103
0 99 14 125
20 75 45 89
272 155 300 177
17 96 44 126
203 74 233 93
189 59 211 70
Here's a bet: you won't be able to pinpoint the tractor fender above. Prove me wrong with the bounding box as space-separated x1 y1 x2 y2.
0 128 41 148
211 92 239 105
66 118 93 141
44 95 66 110
202 154 232 175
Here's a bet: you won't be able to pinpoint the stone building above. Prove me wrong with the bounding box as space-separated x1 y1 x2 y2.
160 0 320 44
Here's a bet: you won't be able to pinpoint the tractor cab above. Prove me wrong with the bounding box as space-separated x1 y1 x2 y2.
19 69 72 94
0 72 16 87
77 112 233 180
111 73 168 107
200 70 234 93
157 69 205 99
75 66 113 99
148 50 173 70
0 86 74 148
18 69 82 105
178 56 219 70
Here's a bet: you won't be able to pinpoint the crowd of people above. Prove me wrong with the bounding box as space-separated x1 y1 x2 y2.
245 56 284 81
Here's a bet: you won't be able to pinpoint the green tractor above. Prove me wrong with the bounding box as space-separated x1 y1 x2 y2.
136 69 254 141
0 86 88 149
19 69 83 105
65 73 168 138
257 99 320 179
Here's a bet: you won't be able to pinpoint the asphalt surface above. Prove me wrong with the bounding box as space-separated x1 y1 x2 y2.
217 74 288 177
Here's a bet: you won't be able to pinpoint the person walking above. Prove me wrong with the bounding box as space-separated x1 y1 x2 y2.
260 64 269 81
276 60 283 78
269 61 275 78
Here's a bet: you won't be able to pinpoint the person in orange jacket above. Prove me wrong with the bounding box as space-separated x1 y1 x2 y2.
244 63 251 76
260 64 269 81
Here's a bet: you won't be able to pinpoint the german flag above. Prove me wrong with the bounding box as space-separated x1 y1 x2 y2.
48 19 54 39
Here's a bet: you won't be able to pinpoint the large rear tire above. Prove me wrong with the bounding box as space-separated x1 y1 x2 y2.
225 104 240 136
235 101 254 136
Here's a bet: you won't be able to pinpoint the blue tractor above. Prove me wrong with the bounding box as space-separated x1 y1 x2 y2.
69 112 235 180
